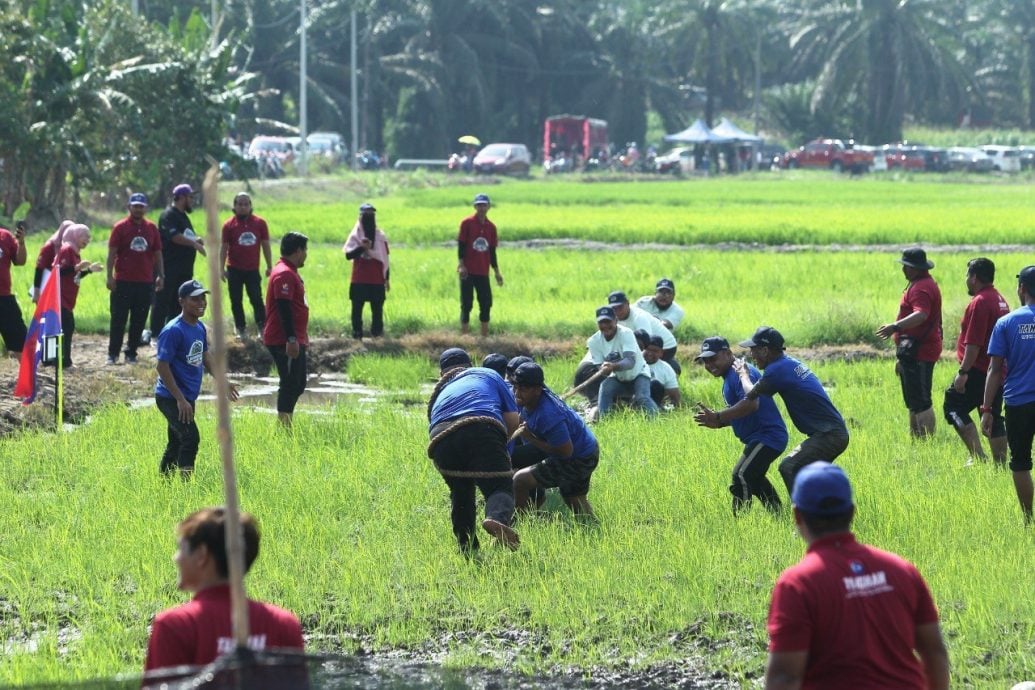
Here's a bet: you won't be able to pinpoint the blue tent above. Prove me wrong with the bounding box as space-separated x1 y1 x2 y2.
711 117 762 143
663 119 733 144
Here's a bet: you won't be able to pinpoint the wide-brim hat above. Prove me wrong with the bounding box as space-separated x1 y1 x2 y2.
899 247 934 270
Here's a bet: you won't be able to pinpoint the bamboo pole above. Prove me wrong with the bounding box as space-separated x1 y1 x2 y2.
201 162 250 649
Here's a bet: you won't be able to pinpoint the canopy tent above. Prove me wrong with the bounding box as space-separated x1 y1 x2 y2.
663 119 733 144
711 117 762 143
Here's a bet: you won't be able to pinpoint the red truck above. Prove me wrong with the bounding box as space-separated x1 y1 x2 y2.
780 138 874 173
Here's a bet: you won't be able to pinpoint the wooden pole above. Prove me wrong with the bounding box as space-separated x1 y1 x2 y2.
560 366 608 401
201 162 250 648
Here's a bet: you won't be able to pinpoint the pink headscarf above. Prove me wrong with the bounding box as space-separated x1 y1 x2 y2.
47 220 74 246
61 224 91 247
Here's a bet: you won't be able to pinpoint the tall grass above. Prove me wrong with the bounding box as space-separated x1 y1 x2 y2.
0 358 1032 685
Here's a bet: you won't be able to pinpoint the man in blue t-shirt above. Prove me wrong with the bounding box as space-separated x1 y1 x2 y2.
982 266 1035 524
712 327 849 496
155 280 238 476
693 337 789 514
510 363 600 518
427 348 521 552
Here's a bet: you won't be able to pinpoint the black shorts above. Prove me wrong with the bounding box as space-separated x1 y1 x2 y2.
0 295 27 353
531 448 599 499
898 358 935 412
1005 401 1035 472
943 369 1005 437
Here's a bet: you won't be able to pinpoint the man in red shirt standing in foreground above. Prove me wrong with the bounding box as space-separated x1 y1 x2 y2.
457 193 503 336
220 192 272 340
262 232 309 428
144 507 303 673
106 192 164 364
765 462 949 689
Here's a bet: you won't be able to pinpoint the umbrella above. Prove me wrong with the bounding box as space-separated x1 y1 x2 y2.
458 135 481 146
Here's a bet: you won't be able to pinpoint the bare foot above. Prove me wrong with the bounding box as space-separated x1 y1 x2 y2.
481 518 519 550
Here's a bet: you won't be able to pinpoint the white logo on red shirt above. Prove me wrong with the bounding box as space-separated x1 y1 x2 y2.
217 634 267 654
238 232 257 246
130 237 148 252
472 237 489 252
842 570 892 598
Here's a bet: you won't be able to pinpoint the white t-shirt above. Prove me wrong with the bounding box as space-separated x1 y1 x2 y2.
636 295 685 329
586 324 650 382
648 359 678 390
620 305 677 350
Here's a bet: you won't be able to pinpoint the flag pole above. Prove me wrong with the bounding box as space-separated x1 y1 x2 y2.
56 334 63 430
201 161 250 649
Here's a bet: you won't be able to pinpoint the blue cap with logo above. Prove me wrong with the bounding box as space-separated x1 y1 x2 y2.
607 291 629 307
473 193 490 206
178 280 209 299
128 193 148 207
739 326 785 350
792 462 854 516
656 278 675 292
596 306 617 322
695 336 730 360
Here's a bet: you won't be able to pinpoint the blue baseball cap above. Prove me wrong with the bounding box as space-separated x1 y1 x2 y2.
656 278 675 292
596 306 617 322
439 347 471 371
607 291 629 307
792 462 854 516
512 362 545 387
695 336 730 360
473 193 490 206
128 193 148 207
1017 266 1035 291
359 203 376 213
178 280 209 299
481 353 509 376
172 183 194 198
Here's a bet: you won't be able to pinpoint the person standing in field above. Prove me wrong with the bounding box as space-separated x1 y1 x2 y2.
262 232 310 429
343 202 389 339
31 220 71 304
152 183 205 338
457 193 502 336
0 219 28 356
106 192 164 365
876 248 943 439
220 192 272 340
765 462 949 689
587 306 658 418
981 265 1035 525
712 327 849 495
144 507 304 673
943 258 1010 464
694 336 787 514
55 224 104 368
427 348 521 552
636 277 685 331
155 280 239 476
511 362 600 518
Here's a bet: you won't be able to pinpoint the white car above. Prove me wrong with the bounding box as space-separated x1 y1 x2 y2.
947 147 994 173
979 145 1021 173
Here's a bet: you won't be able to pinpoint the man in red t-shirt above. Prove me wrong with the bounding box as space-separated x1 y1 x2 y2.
877 247 942 438
144 507 304 674
457 193 503 336
220 192 272 340
106 193 164 364
765 462 949 690
262 232 309 428
944 258 1011 464
0 221 28 356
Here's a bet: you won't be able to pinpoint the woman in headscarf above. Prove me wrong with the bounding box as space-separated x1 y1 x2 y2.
342 203 389 339
31 220 73 303
55 223 102 367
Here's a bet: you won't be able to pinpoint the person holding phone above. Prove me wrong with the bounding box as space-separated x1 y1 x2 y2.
0 220 28 356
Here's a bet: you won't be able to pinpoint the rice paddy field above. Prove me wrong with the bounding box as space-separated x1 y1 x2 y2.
2 172 1034 687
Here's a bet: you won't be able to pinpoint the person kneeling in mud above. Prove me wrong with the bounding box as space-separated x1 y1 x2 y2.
511 363 600 518
427 348 521 553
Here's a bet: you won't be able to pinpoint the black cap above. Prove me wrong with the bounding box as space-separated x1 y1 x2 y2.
506 355 534 376
899 247 934 270
607 291 629 307
656 278 675 292
439 347 471 371
512 362 545 387
359 203 376 213
1018 266 1035 291
739 326 785 350
633 329 651 347
648 335 664 348
596 306 617 322
695 336 730 360
481 353 508 376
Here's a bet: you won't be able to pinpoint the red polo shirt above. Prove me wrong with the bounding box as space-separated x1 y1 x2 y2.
109 216 162 283
768 532 939 689
957 285 1010 372
221 214 269 272
895 273 942 362
144 584 304 672
35 239 57 271
0 228 18 297
458 214 497 276
56 244 83 311
263 258 309 346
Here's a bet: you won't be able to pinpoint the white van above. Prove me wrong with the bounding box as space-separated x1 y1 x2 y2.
979 145 1021 173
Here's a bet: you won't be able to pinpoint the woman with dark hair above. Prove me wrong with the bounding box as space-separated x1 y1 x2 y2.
343 203 389 338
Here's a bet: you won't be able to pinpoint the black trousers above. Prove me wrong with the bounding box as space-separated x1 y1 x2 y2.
459 274 492 323
430 422 514 552
109 281 153 358
226 267 265 332
60 308 75 367
156 395 200 474
730 442 783 513
151 268 191 335
0 295 27 353
267 344 308 414
663 346 682 376
349 283 385 337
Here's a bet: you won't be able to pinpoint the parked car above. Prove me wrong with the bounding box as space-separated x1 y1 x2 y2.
246 135 295 163
946 147 994 173
756 143 787 170
979 145 1021 173
883 144 926 171
780 139 873 173
654 147 692 175
1019 146 1035 171
914 147 949 172
473 143 532 175
852 145 887 172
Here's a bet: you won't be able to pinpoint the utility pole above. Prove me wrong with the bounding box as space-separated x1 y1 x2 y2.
131 0 139 15
299 0 308 176
350 9 358 171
